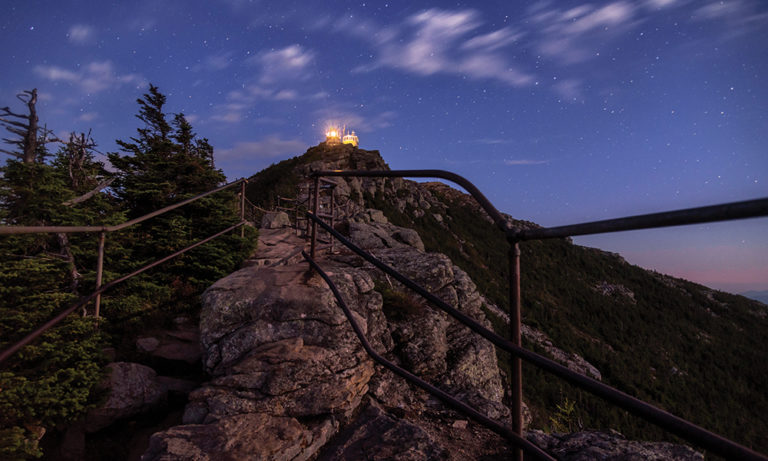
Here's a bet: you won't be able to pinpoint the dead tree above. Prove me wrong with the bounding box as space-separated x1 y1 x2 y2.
0 89 40 163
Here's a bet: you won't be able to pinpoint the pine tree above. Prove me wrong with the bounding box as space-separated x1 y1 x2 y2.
0 136 115 460
106 84 254 317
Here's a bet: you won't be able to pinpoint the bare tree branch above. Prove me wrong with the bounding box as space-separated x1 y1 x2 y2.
61 178 115 206
0 148 22 158
0 106 27 119
0 117 29 129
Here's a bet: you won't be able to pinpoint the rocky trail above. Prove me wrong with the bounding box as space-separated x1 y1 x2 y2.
48 143 708 460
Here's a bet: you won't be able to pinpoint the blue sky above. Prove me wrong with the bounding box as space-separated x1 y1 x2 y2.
2 0 766 292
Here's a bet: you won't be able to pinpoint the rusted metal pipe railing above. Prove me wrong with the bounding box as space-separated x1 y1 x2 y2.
302 250 556 461
312 170 512 234
306 211 768 461
0 178 248 235
513 198 768 241
0 221 247 365
240 180 246 237
94 231 106 321
510 243 523 461
0 178 250 364
307 169 768 461
311 175 320 258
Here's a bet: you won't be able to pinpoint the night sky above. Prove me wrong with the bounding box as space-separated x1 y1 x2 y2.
2 0 766 293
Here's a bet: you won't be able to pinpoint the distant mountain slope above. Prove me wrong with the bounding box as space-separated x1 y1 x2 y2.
246 143 768 454
742 290 768 305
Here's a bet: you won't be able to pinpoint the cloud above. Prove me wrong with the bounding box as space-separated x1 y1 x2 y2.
313 107 396 133
476 138 514 145
504 159 548 166
250 45 315 84
552 79 584 101
210 111 243 123
77 112 98 122
217 137 307 160
215 135 308 179
461 27 524 52
67 24 94 44
644 0 680 8
34 61 145 93
355 8 533 87
528 2 639 64
204 53 233 71
691 0 768 34
563 2 635 35
273 89 298 100
210 79 327 124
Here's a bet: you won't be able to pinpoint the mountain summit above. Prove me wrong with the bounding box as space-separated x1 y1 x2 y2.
143 143 767 459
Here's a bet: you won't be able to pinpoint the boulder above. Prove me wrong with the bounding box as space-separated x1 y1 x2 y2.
143 413 336 461
135 321 202 365
145 262 380 460
347 221 425 252
317 399 448 461
86 362 167 433
145 225 513 459
527 430 704 460
261 211 291 229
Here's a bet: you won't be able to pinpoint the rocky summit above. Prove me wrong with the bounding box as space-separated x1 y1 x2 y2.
135 143 725 460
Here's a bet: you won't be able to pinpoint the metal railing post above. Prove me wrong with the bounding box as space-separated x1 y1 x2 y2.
330 186 336 254
240 180 246 237
311 175 320 258
510 242 524 461
94 231 106 324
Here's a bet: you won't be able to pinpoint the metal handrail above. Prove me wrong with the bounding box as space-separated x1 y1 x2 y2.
0 178 247 235
307 169 768 461
0 221 246 364
514 198 768 240
306 211 767 461
0 179 250 364
311 170 512 234
302 250 555 461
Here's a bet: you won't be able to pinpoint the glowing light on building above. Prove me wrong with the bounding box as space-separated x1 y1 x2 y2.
324 124 359 147
342 130 358 147
325 126 341 144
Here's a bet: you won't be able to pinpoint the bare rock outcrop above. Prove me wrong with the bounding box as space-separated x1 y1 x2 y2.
528 430 704 460
261 211 291 229
143 223 516 460
142 260 380 460
86 362 167 433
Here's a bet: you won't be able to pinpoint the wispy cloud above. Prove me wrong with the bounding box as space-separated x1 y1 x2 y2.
216 135 308 178
34 61 145 93
77 111 98 122
217 136 307 160
476 138 514 145
210 80 324 123
644 0 681 9
691 0 768 35
202 53 233 71
348 8 533 87
67 24 94 44
249 45 315 84
530 2 638 64
504 158 549 166
552 79 584 101
313 107 396 133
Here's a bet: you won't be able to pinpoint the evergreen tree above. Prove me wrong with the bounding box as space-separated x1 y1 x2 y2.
0 135 116 460
1 86 255 459
106 84 254 317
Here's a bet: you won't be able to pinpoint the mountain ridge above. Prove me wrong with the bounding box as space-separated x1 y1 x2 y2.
245 143 768 454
